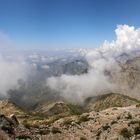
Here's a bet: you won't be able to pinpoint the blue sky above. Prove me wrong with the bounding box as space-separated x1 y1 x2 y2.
0 0 140 50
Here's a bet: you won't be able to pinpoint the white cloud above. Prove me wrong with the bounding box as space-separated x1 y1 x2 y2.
46 24 140 103
0 55 31 97
102 24 140 53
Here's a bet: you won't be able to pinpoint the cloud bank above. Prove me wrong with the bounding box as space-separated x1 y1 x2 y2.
0 55 31 97
46 25 140 103
1 24 140 103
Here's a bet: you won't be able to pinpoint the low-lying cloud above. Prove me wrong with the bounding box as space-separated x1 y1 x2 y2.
0 24 140 104
46 24 140 103
0 55 30 97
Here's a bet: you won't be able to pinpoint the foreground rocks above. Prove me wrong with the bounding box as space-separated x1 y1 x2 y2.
43 105 140 140
0 104 140 140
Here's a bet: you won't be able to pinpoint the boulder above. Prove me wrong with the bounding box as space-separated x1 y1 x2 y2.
10 114 19 126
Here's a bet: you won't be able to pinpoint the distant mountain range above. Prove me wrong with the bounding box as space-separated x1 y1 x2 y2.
3 50 140 110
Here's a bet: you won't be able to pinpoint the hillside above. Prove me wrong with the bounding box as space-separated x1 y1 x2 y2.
1 93 139 119
114 56 140 99
85 93 140 112
0 97 140 139
0 99 48 126
0 99 26 117
43 105 140 140
34 100 71 116
31 93 140 117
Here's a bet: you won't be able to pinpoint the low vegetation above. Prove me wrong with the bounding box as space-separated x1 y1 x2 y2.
120 128 132 138
63 118 73 126
80 136 87 140
102 124 111 131
77 114 90 123
68 104 85 115
134 126 140 135
51 127 61 134
86 93 140 112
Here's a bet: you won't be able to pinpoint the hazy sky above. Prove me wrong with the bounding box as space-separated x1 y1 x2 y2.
0 0 140 50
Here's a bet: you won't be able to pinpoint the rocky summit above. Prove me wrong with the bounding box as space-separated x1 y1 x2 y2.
0 93 140 140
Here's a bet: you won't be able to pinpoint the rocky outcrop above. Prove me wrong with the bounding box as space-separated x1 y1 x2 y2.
10 114 19 126
0 114 15 134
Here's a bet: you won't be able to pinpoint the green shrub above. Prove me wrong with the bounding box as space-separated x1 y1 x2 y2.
120 128 132 138
80 136 87 140
128 120 140 126
78 115 89 123
134 126 140 135
111 120 118 125
102 124 111 130
68 104 84 115
96 130 102 137
22 120 39 129
125 113 132 119
117 116 121 120
1 125 13 134
46 115 60 125
51 127 61 134
38 129 50 135
16 135 31 139
136 104 140 108
63 118 73 126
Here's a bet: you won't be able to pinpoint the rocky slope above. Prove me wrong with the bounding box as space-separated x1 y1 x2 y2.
0 103 140 140
43 105 140 140
0 93 140 140
0 100 48 126
113 56 140 99
0 100 26 117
